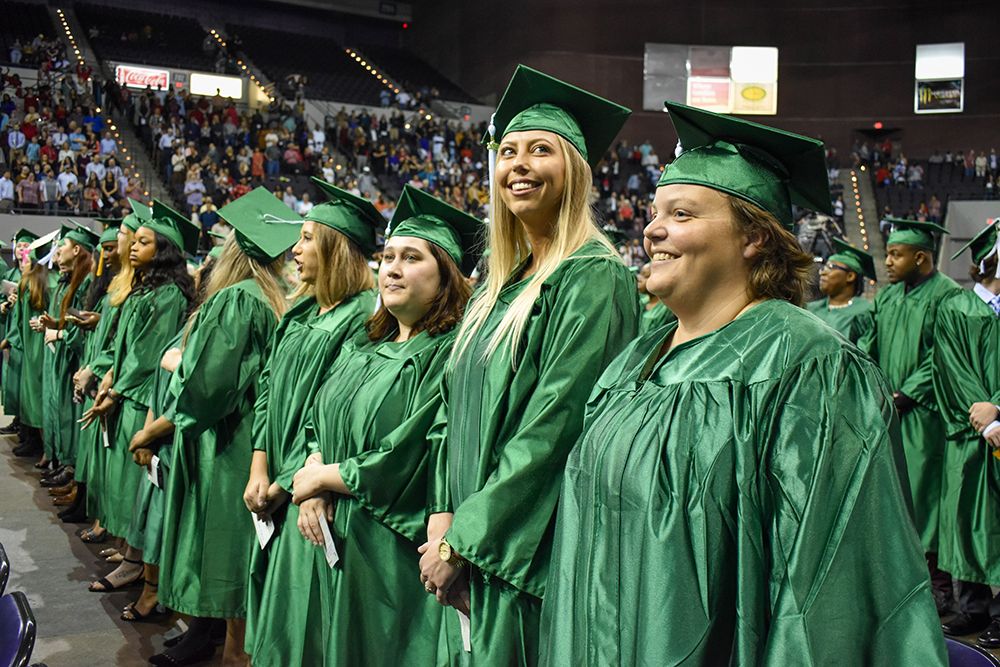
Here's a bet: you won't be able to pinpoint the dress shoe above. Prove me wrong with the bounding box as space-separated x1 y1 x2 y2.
58 505 88 523
978 620 1000 649
942 612 992 636
53 488 77 506
49 481 76 496
0 421 20 435
41 469 74 487
40 464 65 479
12 441 41 457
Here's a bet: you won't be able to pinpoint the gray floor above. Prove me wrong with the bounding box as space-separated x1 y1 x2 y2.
0 421 179 667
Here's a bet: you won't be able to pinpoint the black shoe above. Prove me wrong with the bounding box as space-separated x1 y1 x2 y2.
978 620 1000 649
12 441 41 457
40 464 66 479
41 469 73 487
943 612 992 636
0 421 20 435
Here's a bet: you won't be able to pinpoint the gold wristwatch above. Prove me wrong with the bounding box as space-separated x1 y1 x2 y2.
438 538 466 567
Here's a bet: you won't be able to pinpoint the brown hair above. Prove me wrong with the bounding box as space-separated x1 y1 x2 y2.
20 261 49 311
726 195 814 306
59 241 95 326
970 253 998 284
289 224 374 309
366 243 471 341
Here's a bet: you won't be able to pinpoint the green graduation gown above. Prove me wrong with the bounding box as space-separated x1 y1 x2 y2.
8 277 51 429
72 294 116 500
933 289 1000 584
245 290 375 666
43 275 92 467
442 242 639 665
805 296 874 344
126 332 182 565
540 300 947 666
859 271 962 551
305 329 458 666
102 284 188 538
637 300 676 336
2 265 23 416
158 280 277 618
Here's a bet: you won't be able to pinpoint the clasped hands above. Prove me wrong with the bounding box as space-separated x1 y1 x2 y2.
418 512 470 615
79 372 118 427
970 402 1000 449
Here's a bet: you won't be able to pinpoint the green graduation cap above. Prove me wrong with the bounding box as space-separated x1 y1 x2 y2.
217 187 303 263
61 220 101 252
484 65 632 166
950 219 1000 264
657 101 831 230
96 218 123 245
143 200 201 256
884 218 948 251
389 185 484 276
601 224 629 248
308 177 383 257
828 237 876 281
13 228 39 245
125 198 152 233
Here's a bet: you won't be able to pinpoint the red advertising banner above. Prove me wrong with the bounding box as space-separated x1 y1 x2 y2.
115 64 170 90
687 77 731 113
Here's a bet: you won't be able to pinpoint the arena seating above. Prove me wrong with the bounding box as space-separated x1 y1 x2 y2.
352 44 480 104
874 159 989 219
75 3 216 72
0 2 57 67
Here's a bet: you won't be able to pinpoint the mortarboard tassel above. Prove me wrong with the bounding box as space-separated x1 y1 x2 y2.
487 113 498 227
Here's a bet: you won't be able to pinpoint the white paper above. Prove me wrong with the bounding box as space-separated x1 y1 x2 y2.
47 342 56 353
101 420 110 448
146 454 160 488
253 513 275 550
318 517 339 568
457 610 472 653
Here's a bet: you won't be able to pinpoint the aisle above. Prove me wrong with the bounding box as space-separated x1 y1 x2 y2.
0 415 175 667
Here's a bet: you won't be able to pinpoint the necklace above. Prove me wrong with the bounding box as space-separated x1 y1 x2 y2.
827 299 854 310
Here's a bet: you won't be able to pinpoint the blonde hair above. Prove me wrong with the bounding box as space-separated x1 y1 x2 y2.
453 134 618 365
289 225 374 309
108 227 134 307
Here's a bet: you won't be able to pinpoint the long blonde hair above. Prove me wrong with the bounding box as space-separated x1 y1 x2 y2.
289 225 374 309
184 235 288 344
453 134 618 365
108 227 135 307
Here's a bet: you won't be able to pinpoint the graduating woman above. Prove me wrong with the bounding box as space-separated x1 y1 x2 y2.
287 185 478 666
157 188 301 666
805 237 875 344
81 201 197 592
243 179 378 666
4 234 55 461
417 66 639 664
1 229 39 444
538 102 946 665
37 222 97 492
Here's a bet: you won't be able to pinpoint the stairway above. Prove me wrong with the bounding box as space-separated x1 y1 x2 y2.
838 168 888 285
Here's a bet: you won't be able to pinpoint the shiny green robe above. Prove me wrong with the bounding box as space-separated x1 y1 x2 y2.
305 329 458 667
126 332 181 565
103 284 188 538
805 296 874 344
859 271 962 551
933 289 1000 584
7 277 52 428
2 265 23 416
159 280 277 618
245 290 374 666
443 242 639 664
540 300 947 666
638 300 676 336
42 275 92 466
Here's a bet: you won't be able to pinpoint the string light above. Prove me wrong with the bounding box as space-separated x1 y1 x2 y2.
849 169 870 252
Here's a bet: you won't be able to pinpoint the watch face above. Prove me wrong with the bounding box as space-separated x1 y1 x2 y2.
438 540 451 561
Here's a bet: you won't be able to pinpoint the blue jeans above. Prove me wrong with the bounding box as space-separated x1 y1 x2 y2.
266 160 280 176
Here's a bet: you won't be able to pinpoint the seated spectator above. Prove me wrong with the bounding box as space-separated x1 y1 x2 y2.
100 172 118 212
100 131 117 155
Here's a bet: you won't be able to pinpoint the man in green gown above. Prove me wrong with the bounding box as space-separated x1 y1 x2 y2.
933 221 1000 642
805 237 874 344
859 217 962 615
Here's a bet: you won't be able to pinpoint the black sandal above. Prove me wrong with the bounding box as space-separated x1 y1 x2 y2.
89 558 143 592
121 582 170 623
80 527 108 544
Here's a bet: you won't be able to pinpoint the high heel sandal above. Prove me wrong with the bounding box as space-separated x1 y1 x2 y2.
121 582 170 623
89 557 143 592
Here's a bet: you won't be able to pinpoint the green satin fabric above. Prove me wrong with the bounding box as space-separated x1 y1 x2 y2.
933 290 1000 584
42 275 91 466
7 274 53 428
125 332 181 562
540 300 946 666
245 290 374 665
859 271 962 551
159 281 276 618
102 284 188 537
638 301 676 336
1 266 22 416
442 241 638 663
299 330 457 666
40 278 68 459
505 103 588 162
805 297 874 344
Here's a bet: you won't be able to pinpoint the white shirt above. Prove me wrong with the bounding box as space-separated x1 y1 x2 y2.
0 177 13 200
57 171 78 196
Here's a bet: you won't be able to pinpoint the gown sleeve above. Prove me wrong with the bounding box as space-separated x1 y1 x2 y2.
446 259 640 594
113 287 187 404
170 287 275 438
757 348 946 665
6 289 22 350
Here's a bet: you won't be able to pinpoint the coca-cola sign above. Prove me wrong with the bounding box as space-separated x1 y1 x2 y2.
115 64 170 90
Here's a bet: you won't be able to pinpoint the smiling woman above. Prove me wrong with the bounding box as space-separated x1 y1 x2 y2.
539 102 948 666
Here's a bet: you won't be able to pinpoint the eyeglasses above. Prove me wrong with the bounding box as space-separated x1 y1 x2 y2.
821 263 851 273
